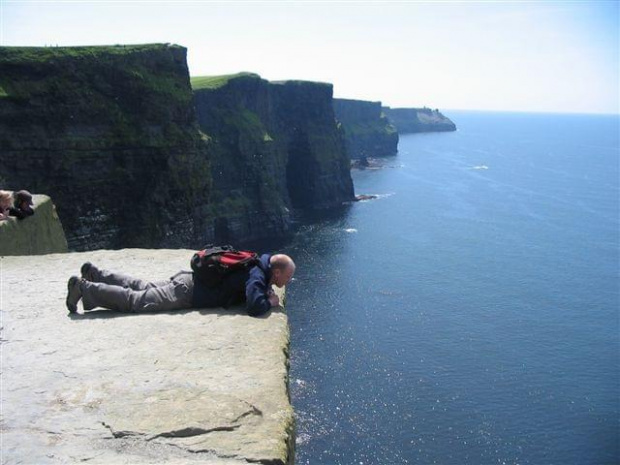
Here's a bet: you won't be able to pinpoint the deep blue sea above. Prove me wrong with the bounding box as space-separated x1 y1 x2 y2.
281 111 619 465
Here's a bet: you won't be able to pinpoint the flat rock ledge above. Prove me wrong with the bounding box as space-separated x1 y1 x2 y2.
0 194 68 256
0 249 294 464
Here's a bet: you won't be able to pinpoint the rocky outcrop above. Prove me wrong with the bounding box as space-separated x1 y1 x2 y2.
0 194 68 255
333 98 398 158
1 249 294 464
0 44 212 251
382 107 456 133
193 73 355 241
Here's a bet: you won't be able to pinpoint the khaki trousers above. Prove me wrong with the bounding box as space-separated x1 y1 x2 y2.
81 269 194 312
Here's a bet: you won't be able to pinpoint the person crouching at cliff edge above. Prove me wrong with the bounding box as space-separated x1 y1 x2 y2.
0 190 12 221
65 254 295 317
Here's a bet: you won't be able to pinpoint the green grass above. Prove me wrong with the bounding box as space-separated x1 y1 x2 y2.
271 79 332 89
0 44 181 64
191 74 332 92
190 72 260 90
208 107 268 140
345 120 396 137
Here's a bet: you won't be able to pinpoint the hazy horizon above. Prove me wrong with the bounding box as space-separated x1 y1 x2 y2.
2 1 618 115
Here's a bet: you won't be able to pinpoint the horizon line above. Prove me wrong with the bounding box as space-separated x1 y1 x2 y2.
438 108 620 117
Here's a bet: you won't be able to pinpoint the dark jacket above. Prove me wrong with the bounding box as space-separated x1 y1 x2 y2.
8 206 34 220
191 253 273 317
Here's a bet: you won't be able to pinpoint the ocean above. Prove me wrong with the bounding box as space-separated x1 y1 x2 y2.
281 111 620 464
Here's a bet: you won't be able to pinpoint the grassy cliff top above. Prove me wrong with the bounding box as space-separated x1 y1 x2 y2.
191 72 261 90
191 73 333 92
271 79 332 88
0 43 184 63
334 97 382 105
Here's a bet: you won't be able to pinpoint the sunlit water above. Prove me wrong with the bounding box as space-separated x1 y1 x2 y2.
281 111 619 465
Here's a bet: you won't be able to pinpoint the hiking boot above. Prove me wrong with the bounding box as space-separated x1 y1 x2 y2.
66 276 82 313
80 262 99 282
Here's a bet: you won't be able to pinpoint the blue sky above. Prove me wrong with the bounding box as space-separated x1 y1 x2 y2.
1 1 618 114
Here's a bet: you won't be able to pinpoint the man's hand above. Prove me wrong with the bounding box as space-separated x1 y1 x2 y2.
268 290 280 308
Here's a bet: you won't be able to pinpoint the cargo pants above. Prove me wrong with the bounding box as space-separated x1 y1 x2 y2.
81 269 194 312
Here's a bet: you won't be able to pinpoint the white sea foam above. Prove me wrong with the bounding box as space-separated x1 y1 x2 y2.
472 165 489 170
365 192 395 200
345 228 358 233
296 433 312 445
354 192 395 203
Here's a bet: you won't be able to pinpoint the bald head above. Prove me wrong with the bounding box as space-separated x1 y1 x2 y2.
270 254 296 287
270 254 295 271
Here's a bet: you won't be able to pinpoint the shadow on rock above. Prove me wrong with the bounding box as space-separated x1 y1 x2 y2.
67 306 284 320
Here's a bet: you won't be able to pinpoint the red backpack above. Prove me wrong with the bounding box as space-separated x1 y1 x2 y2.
191 245 259 288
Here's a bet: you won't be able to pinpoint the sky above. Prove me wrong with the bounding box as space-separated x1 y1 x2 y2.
1 0 618 114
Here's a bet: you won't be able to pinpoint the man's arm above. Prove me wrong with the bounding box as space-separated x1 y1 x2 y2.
245 267 272 317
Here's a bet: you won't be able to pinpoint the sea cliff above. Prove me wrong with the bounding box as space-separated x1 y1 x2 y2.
0 44 212 251
0 45 355 251
382 106 456 133
333 98 398 159
193 73 355 241
192 73 290 244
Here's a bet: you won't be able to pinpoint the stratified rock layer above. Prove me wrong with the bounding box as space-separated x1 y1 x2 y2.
333 98 398 158
0 194 68 256
1 249 293 464
382 107 456 133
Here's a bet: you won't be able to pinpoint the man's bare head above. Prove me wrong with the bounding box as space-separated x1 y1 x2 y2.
270 254 296 288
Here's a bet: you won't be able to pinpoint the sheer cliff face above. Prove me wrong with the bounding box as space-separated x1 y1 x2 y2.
193 76 355 238
333 98 399 159
272 81 355 209
382 107 457 133
0 45 212 251
193 74 291 244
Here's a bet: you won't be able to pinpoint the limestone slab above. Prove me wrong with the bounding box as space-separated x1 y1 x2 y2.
0 195 68 256
0 249 294 464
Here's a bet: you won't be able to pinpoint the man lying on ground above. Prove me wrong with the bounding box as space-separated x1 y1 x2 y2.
65 253 295 317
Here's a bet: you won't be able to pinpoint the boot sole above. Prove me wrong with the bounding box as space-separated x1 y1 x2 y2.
66 277 78 313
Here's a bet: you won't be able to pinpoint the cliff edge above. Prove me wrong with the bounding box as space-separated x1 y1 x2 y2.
0 249 294 464
0 194 68 256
